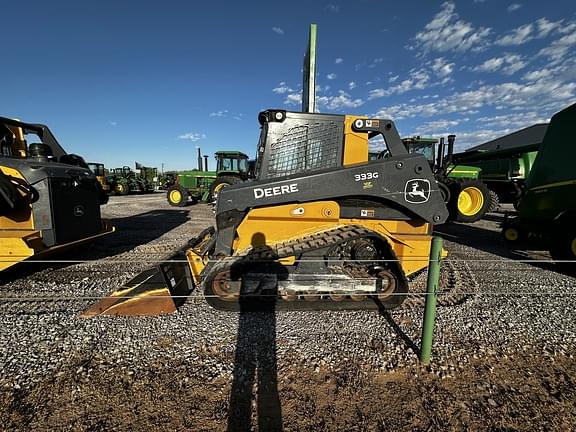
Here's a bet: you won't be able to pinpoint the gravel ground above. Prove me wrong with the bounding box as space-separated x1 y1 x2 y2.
0 194 574 431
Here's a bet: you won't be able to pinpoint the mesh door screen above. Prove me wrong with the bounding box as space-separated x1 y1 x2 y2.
266 122 341 178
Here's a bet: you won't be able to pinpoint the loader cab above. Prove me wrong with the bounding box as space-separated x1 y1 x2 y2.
0 117 91 169
88 162 110 193
0 123 27 158
254 109 409 180
254 110 345 179
88 163 105 177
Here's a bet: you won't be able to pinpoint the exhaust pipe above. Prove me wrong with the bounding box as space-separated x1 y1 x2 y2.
446 134 455 167
203 155 209 172
197 147 202 171
437 137 445 170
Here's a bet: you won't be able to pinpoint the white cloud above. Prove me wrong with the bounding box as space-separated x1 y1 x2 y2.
389 74 399 83
325 4 339 13
477 112 548 128
281 88 364 111
368 58 384 68
431 57 454 77
507 3 522 12
348 81 357 90
535 18 564 38
335 58 343 64
273 82 294 94
317 91 364 110
538 24 576 63
272 27 284 35
284 93 302 105
522 69 553 82
471 54 527 75
414 119 462 134
368 68 431 99
496 23 533 46
109 121 117 127
177 132 206 141
368 89 387 100
412 2 491 53
327 73 337 80
373 78 575 123
209 110 228 117
496 18 566 46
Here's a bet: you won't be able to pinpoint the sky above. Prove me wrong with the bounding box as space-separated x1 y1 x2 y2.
2 0 575 171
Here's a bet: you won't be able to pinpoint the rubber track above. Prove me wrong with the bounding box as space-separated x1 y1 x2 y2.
203 225 478 310
202 225 408 311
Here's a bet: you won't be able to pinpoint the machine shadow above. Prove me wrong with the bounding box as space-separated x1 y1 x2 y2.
83 209 191 259
436 219 563 274
0 209 190 284
374 298 421 358
227 233 286 432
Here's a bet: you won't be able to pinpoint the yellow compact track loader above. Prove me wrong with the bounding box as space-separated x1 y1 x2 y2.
0 116 114 272
83 110 448 316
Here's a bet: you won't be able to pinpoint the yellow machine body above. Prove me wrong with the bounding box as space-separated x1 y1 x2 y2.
0 117 114 272
84 109 449 316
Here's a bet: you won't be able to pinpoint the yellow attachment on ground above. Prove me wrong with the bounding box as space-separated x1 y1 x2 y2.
80 268 177 317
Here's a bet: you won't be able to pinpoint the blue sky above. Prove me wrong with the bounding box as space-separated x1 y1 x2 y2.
2 1 575 171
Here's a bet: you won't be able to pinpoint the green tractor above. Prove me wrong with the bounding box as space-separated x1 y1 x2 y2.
108 166 153 195
452 124 546 207
166 150 252 206
502 103 576 271
401 136 494 223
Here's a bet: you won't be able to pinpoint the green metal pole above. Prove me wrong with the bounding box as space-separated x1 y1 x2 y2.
302 23 317 113
420 236 443 365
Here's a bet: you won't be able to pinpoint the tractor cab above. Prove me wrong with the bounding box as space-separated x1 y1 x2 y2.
214 151 250 178
401 136 457 176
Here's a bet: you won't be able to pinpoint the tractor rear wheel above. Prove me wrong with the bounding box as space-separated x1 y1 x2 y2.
208 175 242 202
488 189 500 213
502 225 524 244
451 180 491 223
549 226 576 275
167 185 188 207
115 183 129 195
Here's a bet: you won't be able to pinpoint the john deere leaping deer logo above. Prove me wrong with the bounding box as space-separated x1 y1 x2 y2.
404 179 431 204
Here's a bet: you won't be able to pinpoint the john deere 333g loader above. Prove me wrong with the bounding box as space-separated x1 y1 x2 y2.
0 116 114 272
83 110 448 316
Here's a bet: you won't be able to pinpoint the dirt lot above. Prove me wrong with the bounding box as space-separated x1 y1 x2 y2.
0 194 575 431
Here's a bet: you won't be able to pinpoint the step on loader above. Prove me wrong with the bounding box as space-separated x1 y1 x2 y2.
82 110 448 316
0 116 114 272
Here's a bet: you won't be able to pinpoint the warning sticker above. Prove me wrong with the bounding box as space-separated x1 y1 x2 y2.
360 209 375 217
